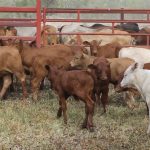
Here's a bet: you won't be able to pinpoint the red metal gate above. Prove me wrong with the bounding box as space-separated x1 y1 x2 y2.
43 8 150 46
0 0 41 47
0 0 150 47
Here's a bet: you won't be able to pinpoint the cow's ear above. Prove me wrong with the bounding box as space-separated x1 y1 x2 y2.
98 40 102 46
131 62 143 71
137 62 144 69
7 38 14 45
82 53 88 58
88 64 97 70
83 41 91 46
87 64 97 73
131 62 138 71
45 65 51 72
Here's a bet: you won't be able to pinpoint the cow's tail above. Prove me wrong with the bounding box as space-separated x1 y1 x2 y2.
58 25 65 44
115 45 122 57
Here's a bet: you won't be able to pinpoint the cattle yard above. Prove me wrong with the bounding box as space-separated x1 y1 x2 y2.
0 0 150 47
0 0 150 150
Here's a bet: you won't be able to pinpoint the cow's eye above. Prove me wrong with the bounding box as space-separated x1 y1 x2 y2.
98 70 101 74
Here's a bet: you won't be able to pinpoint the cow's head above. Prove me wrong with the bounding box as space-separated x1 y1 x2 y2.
0 26 17 46
70 53 82 67
83 40 102 56
135 28 148 45
121 62 144 88
41 25 57 46
5 26 17 36
88 57 110 81
70 53 89 68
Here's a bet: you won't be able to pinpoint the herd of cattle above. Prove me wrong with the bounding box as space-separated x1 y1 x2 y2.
0 22 150 133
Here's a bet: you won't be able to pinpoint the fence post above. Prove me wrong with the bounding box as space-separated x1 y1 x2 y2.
42 7 47 46
147 35 150 46
36 0 41 48
120 8 124 25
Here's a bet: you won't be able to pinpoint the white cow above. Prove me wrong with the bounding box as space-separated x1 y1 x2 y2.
119 47 150 63
60 24 134 46
120 62 150 134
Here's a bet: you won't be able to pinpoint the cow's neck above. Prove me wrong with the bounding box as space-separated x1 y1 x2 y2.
133 69 148 99
51 69 63 88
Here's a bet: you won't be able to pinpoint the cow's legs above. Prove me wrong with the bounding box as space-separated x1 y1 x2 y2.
82 104 88 129
9 73 15 92
31 67 47 100
146 97 150 134
0 75 12 99
86 96 95 132
57 100 62 118
100 88 109 113
39 78 45 90
14 71 27 100
95 92 100 106
60 97 67 124
31 76 43 101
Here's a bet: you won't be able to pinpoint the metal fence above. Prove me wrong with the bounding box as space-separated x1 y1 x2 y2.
0 0 150 47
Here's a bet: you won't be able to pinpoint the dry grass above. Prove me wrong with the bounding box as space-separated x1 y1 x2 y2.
0 87 149 150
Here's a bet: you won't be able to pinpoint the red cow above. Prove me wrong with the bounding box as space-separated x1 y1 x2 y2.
89 57 111 113
45 57 110 131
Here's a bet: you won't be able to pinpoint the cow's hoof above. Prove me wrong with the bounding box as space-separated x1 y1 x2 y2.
57 110 62 118
101 111 107 116
32 95 38 102
81 123 87 129
81 120 87 129
89 126 95 132
0 96 3 101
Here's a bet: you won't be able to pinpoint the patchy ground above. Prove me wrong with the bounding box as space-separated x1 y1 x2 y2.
0 86 149 150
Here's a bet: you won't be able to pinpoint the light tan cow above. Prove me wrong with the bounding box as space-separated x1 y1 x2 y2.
41 25 58 46
0 45 27 100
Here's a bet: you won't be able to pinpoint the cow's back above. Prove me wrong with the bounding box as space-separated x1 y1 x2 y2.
21 44 76 68
107 57 135 83
119 47 150 63
61 70 94 94
0 46 23 72
97 42 122 58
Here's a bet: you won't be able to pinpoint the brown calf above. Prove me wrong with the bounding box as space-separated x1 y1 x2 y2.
88 57 111 113
83 40 122 57
71 55 111 112
46 66 95 131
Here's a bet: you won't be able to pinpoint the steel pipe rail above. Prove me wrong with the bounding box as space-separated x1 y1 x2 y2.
46 19 150 23
0 7 36 13
0 36 35 41
45 8 150 14
0 21 36 27
45 32 150 36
